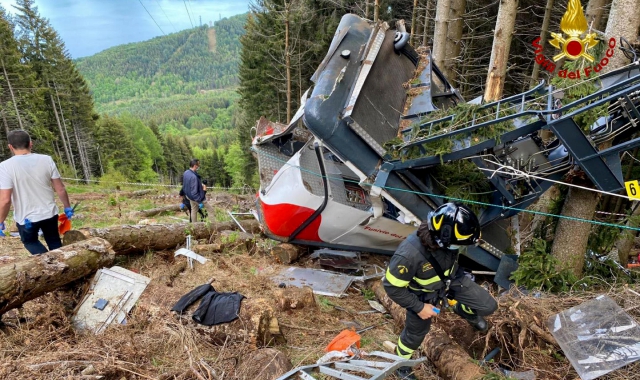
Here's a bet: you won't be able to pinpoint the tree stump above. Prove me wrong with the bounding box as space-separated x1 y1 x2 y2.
182 298 285 348
274 286 315 311
0 238 115 316
237 348 293 380
270 243 303 264
220 230 256 252
371 281 486 380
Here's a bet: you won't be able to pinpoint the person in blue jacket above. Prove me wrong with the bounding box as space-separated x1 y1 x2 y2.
182 159 207 223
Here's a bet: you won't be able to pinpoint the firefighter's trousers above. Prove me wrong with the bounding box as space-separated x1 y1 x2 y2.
395 275 497 359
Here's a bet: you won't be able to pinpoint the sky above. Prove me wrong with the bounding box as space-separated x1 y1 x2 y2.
0 0 250 58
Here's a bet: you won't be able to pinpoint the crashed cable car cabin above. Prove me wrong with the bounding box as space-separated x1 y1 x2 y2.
251 14 640 273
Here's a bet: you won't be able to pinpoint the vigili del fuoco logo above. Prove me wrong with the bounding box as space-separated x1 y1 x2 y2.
532 0 616 79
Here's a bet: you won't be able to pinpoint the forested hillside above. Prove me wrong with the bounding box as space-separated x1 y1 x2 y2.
0 1 245 188
76 14 245 104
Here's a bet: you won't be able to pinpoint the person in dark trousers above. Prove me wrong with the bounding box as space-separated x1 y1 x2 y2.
383 202 498 379
182 159 206 223
0 130 74 254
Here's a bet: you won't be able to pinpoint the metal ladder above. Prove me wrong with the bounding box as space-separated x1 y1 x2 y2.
275 351 425 380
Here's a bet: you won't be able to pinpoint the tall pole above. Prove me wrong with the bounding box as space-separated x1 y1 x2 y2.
1 58 24 130
96 144 104 176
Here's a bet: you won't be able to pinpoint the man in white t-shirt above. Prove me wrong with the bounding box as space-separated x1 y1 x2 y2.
0 130 74 254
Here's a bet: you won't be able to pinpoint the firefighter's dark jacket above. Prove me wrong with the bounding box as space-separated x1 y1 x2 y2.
383 232 458 313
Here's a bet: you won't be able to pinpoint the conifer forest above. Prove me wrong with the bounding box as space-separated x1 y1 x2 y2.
1 0 640 378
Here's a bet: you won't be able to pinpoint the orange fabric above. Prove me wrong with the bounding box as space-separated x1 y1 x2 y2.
58 214 72 235
325 329 361 352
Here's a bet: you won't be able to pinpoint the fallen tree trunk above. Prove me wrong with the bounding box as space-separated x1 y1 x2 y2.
371 281 485 380
72 220 259 255
0 238 115 316
129 204 181 218
184 298 285 348
128 189 153 197
192 244 223 255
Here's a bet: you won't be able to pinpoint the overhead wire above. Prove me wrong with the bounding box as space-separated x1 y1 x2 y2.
138 0 166 35
154 0 178 33
252 147 640 232
183 0 194 28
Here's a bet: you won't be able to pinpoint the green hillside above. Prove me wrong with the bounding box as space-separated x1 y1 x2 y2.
76 14 245 108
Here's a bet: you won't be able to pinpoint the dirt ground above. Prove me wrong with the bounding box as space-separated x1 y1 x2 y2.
1 184 639 380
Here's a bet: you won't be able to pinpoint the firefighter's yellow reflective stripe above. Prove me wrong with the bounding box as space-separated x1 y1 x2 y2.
385 268 410 287
454 224 473 240
397 337 414 358
413 269 450 286
461 304 474 314
408 285 434 292
432 215 444 231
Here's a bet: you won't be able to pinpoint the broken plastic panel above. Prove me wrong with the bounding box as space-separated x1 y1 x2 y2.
73 266 150 334
548 295 640 380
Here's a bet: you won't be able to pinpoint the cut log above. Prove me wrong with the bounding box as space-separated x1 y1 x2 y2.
129 204 181 218
371 281 486 380
274 286 315 311
186 298 285 348
192 244 223 255
0 238 115 316
270 243 303 264
129 189 153 197
158 261 188 287
237 348 293 380
69 220 258 255
62 230 89 245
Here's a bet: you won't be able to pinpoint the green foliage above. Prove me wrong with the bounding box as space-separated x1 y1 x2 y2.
99 169 129 191
362 288 375 301
316 296 334 312
430 161 493 214
587 225 621 255
76 15 246 104
510 238 577 292
224 142 248 188
550 61 608 132
1 0 98 180
384 103 518 161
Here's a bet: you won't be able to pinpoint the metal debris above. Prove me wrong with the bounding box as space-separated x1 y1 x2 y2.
73 266 150 334
272 265 384 297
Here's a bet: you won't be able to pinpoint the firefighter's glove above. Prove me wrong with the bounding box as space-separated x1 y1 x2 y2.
64 207 75 219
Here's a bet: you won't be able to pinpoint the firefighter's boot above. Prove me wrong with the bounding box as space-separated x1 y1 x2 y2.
453 302 488 332
395 366 418 380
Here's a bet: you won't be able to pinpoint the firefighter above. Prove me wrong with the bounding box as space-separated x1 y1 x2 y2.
383 202 498 379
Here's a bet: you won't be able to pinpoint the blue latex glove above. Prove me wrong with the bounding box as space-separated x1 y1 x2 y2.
433 307 440 314
64 207 74 219
24 219 32 230
199 203 204 209
0 222 5 237
180 203 185 210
